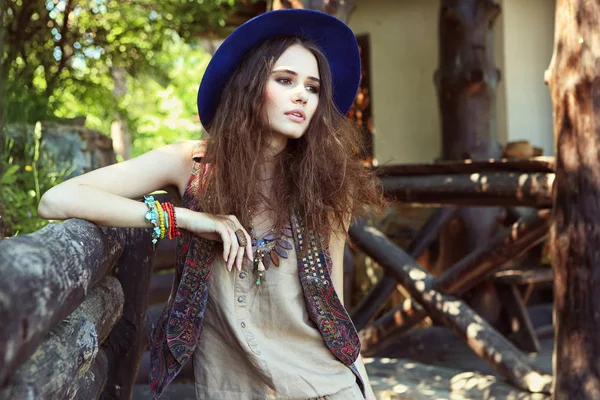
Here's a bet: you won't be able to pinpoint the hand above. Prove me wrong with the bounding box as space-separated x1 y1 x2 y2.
176 208 253 272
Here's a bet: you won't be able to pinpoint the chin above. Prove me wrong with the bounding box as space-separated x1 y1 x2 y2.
273 127 307 140
287 130 306 139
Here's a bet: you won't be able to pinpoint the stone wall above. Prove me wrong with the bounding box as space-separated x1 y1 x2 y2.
5 118 116 179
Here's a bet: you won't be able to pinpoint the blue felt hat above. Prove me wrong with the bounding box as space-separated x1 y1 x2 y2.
197 9 361 130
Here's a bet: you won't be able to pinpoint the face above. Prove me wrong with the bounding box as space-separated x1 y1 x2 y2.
265 44 320 148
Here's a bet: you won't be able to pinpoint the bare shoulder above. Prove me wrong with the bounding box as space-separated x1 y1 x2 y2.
163 140 204 193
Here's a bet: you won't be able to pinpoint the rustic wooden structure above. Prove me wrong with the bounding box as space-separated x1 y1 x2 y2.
0 220 153 399
349 214 552 394
546 0 600 398
358 209 551 354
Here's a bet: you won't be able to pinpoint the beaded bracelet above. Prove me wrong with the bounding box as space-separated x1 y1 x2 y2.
143 195 161 245
155 201 166 239
164 203 173 239
143 195 181 245
164 202 181 239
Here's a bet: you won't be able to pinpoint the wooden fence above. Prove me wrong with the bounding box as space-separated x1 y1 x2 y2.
0 220 154 399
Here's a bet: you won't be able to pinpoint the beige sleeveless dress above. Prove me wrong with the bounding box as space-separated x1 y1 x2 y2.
192 236 363 400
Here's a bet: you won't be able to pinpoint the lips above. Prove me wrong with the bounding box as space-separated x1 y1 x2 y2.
284 109 306 122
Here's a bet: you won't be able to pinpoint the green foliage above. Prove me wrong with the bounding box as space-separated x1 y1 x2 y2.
0 122 72 237
1 0 257 236
126 36 210 156
2 0 248 126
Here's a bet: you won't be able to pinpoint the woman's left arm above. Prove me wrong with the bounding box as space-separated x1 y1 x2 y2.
329 222 377 400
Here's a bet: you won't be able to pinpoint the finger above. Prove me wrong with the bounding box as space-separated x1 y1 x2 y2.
244 230 253 261
227 229 239 272
235 246 245 271
217 224 231 264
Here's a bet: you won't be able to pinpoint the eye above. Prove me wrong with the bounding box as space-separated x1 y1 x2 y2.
306 85 320 94
276 77 292 85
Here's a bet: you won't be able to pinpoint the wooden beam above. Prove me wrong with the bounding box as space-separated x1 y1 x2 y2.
374 157 555 177
148 272 174 305
75 349 109 400
546 0 600 398
101 229 154 400
361 211 549 355
0 219 129 386
152 239 176 271
0 277 124 398
350 218 552 393
351 207 458 330
380 172 554 208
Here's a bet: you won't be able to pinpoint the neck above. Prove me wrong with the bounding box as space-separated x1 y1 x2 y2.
258 160 276 182
268 131 288 158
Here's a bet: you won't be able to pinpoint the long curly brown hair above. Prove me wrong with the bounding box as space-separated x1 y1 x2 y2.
198 36 384 246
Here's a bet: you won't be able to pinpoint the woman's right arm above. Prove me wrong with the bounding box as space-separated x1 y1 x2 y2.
38 141 194 227
38 140 252 271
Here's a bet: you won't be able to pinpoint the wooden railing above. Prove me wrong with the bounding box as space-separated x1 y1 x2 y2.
0 219 154 399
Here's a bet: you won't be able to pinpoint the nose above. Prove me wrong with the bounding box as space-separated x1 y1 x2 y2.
293 89 308 105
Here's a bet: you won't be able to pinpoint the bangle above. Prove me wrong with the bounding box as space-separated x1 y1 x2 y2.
155 201 166 239
165 203 174 240
163 202 180 239
170 204 181 238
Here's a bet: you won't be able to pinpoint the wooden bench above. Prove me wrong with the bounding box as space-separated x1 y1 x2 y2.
492 266 553 353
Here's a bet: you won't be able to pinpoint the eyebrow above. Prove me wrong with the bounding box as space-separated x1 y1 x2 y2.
272 68 321 83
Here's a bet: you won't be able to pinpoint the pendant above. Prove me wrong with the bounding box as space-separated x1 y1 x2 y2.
253 251 267 289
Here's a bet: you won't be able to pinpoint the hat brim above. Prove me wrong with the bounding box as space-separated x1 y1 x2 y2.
197 9 360 130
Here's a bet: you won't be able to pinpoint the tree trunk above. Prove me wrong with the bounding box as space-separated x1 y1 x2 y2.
0 277 124 399
271 0 356 23
546 1 600 398
110 67 131 160
0 219 129 386
435 0 501 160
434 0 504 323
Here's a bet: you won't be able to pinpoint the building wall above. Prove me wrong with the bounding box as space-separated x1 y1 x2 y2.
349 0 440 165
501 0 555 156
349 0 556 164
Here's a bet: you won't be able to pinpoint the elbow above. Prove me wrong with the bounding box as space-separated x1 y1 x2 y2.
38 187 64 220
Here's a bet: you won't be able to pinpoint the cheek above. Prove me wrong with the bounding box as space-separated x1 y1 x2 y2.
264 82 283 107
308 97 319 116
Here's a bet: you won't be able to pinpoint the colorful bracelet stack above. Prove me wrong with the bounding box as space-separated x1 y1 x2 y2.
143 195 181 245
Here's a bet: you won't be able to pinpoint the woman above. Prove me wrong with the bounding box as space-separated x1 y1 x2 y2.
39 9 383 400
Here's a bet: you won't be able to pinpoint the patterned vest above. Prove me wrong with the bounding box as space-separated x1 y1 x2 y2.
148 142 364 399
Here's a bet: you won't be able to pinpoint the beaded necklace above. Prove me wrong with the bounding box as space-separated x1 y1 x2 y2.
249 222 294 288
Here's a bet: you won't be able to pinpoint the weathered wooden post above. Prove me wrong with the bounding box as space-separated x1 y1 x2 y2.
433 0 504 322
435 0 502 161
545 0 600 398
